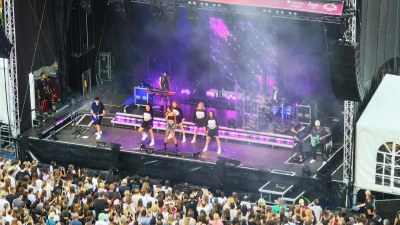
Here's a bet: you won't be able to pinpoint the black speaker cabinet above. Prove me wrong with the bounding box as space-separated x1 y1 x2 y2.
328 41 363 102
111 143 121 162
216 159 226 177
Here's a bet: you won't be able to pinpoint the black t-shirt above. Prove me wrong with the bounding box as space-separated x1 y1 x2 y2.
365 202 374 219
105 174 116 184
16 170 31 180
6 194 16 206
94 199 107 219
372 216 383 225
91 102 105 115
37 79 49 94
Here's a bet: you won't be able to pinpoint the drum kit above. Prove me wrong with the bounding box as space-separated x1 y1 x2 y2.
244 94 297 132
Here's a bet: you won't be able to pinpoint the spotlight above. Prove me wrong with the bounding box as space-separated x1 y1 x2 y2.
193 150 201 159
217 156 240 166
166 2 178 28
80 0 92 14
228 118 236 129
186 4 198 27
140 143 146 150
150 1 162 23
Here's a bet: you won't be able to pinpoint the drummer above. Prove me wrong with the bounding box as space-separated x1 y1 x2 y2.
272 84 285 103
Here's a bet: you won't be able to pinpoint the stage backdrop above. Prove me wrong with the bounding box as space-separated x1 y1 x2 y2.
355 74 400 194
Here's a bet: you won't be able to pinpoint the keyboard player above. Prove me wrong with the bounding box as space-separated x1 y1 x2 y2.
158 70 171 112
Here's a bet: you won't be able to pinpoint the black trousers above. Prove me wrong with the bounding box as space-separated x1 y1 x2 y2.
298 142 303 157
311 142 327 161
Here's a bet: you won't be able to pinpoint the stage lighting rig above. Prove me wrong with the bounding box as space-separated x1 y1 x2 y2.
166 2 178 28
151 1 162 23
186 2 198 27
97 142 107 147
192 150 201 159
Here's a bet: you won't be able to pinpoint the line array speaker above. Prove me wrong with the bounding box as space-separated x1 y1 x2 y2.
328 41 363 102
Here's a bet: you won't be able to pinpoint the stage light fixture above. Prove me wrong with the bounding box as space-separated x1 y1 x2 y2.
217 156 240 166
151 1 162 23
193 150 201 159
186 4 198 27
80 0 92 14
97 142 108 147
166 2 178 28
140 143 146 151
49 131 58 141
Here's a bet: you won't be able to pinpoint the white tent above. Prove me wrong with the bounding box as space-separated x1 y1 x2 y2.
355 74 400 194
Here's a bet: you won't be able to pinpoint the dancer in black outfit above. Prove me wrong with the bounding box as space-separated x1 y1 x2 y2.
203 110 221 154
164 106 178 151
191 102 207 143
169 100 186 143
139 104 155 146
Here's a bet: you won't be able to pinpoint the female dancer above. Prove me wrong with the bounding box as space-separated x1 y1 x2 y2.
139 104 155 146
191 102 207 143
203 110 221 154
171 100 186 143
164 106 178 151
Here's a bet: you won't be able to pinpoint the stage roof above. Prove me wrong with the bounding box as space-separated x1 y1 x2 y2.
198 0 344 16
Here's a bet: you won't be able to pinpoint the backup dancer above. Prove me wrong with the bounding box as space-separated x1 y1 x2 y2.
139 104 155 146
203 110 221 154
164 106 178 151
191 102 207 143
170 100 186 143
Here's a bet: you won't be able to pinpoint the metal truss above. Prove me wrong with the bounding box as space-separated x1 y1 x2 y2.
343 0 356 183
4 0 19 137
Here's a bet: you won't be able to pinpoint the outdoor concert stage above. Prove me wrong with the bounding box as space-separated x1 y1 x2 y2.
25 89 344 186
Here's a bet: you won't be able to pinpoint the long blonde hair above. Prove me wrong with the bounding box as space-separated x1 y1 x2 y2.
197 102 205 110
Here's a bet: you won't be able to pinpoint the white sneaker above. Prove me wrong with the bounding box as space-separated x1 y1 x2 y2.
310 159 316 163
95 131 102 135
149 140 155 146
191 139 196 143
96 135 101 140
168 133 172 139
142 133 148 141
182 136 186 143
217 148 221 154
203 146 208 152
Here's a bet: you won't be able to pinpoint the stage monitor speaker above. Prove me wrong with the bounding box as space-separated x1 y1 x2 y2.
216 159 226 177
111 144 121 162
318 172 332 191
328 41 363 102
21 135 29 150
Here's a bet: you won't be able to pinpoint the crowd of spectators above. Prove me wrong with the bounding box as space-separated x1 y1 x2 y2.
0 158 395 225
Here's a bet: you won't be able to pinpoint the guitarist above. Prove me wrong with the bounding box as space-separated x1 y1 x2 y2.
91 97 106 140
308 120 328 164
290 123 305 162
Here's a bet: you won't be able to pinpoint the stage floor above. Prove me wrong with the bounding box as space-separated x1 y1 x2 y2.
26 89 343 177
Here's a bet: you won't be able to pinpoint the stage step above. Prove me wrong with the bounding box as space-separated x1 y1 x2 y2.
259 181 305 204
111 112 295 149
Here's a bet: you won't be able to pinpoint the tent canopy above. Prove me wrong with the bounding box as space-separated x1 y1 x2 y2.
355 74 400 194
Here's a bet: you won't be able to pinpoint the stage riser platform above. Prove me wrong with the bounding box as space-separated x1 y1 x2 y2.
112 112 295 149
28 138 335 202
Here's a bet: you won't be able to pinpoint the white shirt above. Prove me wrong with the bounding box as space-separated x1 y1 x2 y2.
196 111 205 119
218 197 227 205
273 90 278 100
142 194 156 207
173 109 180 116
0 199 8 210
161 186 172 193
197 205 211 216
95 221 108 225
28 194 36 203
308 205 323 222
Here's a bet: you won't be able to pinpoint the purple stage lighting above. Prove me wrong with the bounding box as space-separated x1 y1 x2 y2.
181 89 190 94
206 91 216 97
